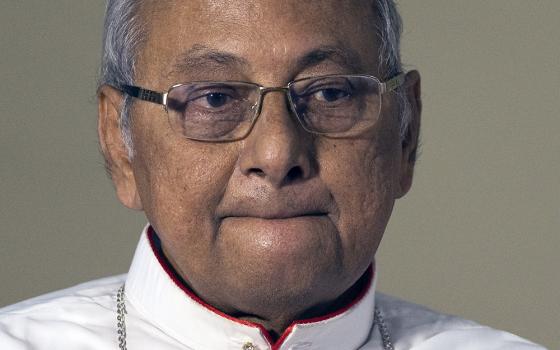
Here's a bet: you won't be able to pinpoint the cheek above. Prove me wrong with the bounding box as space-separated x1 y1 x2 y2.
319 138 399 261
132 127 238 254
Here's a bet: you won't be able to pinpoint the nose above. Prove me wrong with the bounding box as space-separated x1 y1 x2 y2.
238 90 315 188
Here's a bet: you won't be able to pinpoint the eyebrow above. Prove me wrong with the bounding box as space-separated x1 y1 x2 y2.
295 45 364 73
169 43 364 78
170 44 249 77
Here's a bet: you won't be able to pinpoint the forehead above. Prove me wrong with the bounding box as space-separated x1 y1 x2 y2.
136 0 381 84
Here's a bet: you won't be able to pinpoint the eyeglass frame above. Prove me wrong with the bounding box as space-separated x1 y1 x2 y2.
118 72 406 141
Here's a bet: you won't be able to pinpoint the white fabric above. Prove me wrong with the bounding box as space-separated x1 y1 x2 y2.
0 226 546 350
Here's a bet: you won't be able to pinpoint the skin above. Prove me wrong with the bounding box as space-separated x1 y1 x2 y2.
98 0 421 339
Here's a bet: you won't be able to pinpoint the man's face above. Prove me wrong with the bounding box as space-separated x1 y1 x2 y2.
103 0 418 317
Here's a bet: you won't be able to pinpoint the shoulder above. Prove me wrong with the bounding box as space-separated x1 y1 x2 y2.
0 274 125 349
374 292 547 350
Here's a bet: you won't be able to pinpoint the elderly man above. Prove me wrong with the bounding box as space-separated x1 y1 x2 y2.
0 1 546 349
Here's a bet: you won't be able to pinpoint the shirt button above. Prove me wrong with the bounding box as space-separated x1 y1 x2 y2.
242 342 257 350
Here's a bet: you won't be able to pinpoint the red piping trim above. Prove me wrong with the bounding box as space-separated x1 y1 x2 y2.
147 226 373 349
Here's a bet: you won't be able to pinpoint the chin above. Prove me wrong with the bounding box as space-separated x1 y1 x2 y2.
218 215 341 261
216 246 347 312
220 261 346 317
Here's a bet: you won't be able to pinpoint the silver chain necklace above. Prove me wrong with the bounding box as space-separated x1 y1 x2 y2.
116 284 393 350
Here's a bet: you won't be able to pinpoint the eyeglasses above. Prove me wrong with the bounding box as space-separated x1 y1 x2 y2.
119 73 405 142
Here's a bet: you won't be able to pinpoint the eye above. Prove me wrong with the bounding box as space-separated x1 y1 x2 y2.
313 88 350 102
194 92 232 108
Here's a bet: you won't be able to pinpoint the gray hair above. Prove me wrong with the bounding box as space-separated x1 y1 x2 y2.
98 0 410 158
98 0 146 157
372 0 412 142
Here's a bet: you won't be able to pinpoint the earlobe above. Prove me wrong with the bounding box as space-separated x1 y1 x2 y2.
396 70 422 199
97 86 143 210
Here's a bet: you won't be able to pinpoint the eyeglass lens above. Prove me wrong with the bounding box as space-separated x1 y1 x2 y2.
165 76 382 141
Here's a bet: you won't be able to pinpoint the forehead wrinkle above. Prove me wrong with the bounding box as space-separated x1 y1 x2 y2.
167 44 250 79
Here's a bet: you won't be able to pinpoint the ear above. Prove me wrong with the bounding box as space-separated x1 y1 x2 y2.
98 85 143 210
395 70 422 199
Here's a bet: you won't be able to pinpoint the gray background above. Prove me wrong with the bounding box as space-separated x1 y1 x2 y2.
0 1 558 348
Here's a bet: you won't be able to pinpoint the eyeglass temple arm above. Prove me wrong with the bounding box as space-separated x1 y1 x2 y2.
380 73 406 94
121 85 167 106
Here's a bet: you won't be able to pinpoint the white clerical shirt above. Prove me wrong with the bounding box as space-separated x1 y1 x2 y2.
0 226 546 349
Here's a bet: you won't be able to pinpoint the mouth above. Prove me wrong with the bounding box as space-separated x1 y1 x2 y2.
222 211 329 220
215 185 337 223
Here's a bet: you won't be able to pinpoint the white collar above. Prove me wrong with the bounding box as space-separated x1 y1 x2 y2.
125 225 377 350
